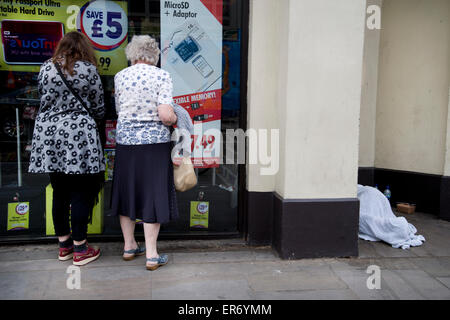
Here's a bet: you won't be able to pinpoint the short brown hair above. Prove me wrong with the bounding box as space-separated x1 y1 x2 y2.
52 31 97 75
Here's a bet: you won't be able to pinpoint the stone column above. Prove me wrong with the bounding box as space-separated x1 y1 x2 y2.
246 0 367 257
359 0 382 186
272 0 366 258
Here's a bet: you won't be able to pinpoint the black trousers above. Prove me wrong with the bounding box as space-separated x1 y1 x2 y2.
49 173 103 241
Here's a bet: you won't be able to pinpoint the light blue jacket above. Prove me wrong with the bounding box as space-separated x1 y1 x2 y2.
172 103 193 155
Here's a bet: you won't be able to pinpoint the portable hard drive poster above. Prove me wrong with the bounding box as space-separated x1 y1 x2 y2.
0 0 128 75
161 0 223 168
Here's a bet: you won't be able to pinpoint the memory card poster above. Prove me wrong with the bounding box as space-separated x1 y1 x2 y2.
161 0 223 168
0 0 128 75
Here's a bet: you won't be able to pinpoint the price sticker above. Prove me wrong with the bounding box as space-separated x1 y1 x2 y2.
79 0 128 51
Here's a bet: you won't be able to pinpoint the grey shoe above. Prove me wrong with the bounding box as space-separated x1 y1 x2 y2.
146 254 168 271
122 243 146 261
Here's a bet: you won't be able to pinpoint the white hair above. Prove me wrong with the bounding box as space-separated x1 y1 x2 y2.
125 35 160 65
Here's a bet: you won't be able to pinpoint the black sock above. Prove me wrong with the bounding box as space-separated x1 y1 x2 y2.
59 237 73 249
74 242 88 253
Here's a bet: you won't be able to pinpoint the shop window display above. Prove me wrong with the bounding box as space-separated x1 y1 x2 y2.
0 0 244 240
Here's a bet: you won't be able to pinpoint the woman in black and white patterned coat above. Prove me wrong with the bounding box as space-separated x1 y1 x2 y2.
28 31 104 266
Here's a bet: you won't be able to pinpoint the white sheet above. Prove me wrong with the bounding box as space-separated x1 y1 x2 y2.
357 184 425 249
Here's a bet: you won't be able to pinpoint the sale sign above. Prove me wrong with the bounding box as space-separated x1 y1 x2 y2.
0 0 128 75
7 202 30 231
161 0 223 168
78 1 127 51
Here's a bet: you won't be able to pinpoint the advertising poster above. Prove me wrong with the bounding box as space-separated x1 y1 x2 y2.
161 0 223 168
105 119 117 148
0 0 128 75
7 202 29 231
190 200 209 228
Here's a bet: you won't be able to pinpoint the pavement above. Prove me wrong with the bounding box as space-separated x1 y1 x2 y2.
0 211 449 300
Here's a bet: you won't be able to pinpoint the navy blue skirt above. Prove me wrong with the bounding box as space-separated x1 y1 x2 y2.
110 143 178 224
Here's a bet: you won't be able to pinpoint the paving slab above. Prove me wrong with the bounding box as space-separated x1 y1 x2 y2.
411 257 450 277
151 279 253 300
0 246 58 262
0 258 72 273
172 250 272 264
0 239 253 261
247 265 347 292
0 254 148 273
149 259 331 286
0 272 29 299
25 267 152 299
436 277 450 289
147 261 250 283
250 289 359 300
0 211 449 300
400 245 433 258
22 271 63 299
413 239 450 257
72 266 152 300
0 269 67 299
357 240 380 258
395 270 450 300
332 257 419 271
381 270 424 299
329 268 397 300
370 242 418 258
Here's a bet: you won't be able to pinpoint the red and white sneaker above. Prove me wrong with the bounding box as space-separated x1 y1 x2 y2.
58 246 74 261
73 243 100 266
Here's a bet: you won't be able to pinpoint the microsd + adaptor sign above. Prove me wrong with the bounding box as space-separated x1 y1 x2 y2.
161 0 223 168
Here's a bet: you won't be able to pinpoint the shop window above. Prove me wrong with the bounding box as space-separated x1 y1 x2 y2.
0 0 245 239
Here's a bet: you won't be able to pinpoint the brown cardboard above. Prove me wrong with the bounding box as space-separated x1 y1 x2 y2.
397 203 416 214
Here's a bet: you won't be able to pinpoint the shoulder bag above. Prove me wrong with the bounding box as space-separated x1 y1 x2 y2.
54 61 106 148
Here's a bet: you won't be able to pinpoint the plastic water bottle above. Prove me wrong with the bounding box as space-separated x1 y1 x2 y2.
383 185 392 200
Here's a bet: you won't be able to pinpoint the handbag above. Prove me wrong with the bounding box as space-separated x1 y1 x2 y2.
54 61 106 148
173 156 197 192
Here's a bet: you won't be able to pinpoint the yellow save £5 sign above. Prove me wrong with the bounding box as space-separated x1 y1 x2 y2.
0 0 128 75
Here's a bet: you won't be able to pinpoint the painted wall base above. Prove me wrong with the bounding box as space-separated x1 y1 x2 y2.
246 191 360 259
272 194 359 259
246 191 273 246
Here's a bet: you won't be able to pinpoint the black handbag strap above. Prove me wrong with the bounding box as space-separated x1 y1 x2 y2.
54 61 107 151
54 61 95 121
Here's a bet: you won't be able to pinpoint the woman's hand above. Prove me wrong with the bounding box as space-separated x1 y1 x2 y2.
157 104 177 126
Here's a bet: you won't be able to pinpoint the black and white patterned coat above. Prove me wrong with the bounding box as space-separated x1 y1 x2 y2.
28 59 105 174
